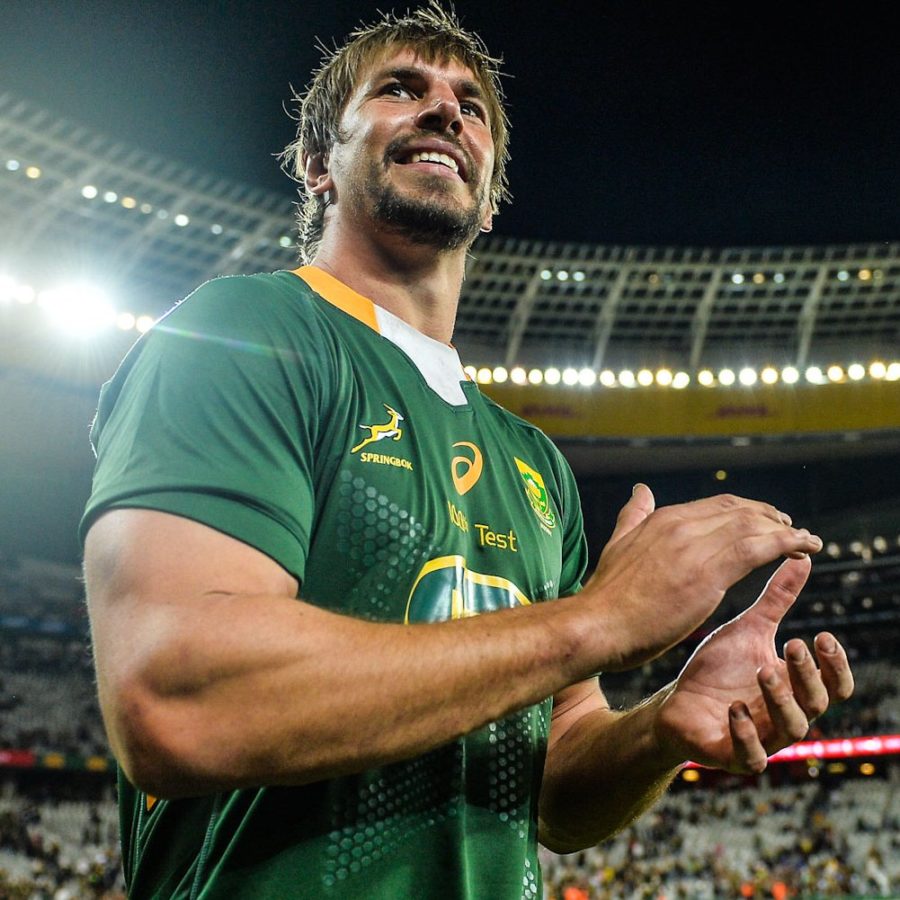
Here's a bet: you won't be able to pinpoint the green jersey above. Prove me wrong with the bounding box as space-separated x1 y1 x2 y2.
81 266 588 899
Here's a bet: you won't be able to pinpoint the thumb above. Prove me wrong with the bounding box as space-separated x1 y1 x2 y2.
747 556 811 627
608 483 656 545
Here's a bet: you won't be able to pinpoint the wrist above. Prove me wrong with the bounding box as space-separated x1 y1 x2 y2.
640 684 691 773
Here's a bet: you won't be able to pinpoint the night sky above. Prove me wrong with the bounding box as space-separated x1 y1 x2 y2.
2 0 899 249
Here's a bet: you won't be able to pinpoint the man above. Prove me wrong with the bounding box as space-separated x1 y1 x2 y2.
81 4 853 898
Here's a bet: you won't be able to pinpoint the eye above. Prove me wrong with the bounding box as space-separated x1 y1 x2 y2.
379 81 415 99
460 100 486 121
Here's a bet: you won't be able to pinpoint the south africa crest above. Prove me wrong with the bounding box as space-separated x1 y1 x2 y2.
513 457 557 532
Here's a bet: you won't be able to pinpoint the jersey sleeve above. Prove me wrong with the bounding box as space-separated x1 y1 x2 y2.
79 274 331 583
551 445 589 598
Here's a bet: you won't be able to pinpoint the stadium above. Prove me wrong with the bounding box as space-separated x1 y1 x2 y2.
1 3 899 898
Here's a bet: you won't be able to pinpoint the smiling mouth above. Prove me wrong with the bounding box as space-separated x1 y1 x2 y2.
397 150 462 179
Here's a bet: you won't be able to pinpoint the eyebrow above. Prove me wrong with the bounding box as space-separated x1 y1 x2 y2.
372 66 488 103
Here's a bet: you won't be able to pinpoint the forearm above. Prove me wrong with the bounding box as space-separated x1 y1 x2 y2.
538 685 684 853
95 587 602 798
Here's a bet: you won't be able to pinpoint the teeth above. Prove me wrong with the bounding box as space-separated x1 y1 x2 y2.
408 151 459 175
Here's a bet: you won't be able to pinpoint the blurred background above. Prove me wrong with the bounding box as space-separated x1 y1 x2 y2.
0 2 898 897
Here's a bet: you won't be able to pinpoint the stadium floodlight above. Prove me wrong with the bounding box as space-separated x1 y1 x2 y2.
738 367 757 386
278 235 293 248
544 367 561 385
599 369 616 387
492 366 508 384
540 269 552 281
476 367 492 385
837 270 850 282
121 196 137 209
211 223 224 234
752 272 765 284
827 365 844 382
773 272 785 283
103 190 118 203
697 369 715 387
562 367 579 385
510 366 527 385
174 213 190 227
38 283 115 336
136 315 155 334
140 202 153 214
527 368 543 385
847 363 865 381
577 367 595 386
869 361 887 379
761 366 779 385
463 365 477 380
805 366 825 384
782 366 800 384
25 165 41 179
886 362 900 381
116 312 136 331
556 270 569 282
858 268 872 281
81 185 98 199
5 159 20 171
655 368 673 387
637 368 653 386
572 271 586 282
730 273 744 285
718 368 736 386
618 369 636 388
672 371 690 389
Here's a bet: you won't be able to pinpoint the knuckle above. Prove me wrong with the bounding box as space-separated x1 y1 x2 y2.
788 720 810 742
718 493 740 509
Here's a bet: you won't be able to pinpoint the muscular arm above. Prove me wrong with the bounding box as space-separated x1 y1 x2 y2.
85 509 596 798
538 680 682 854
84 491 822 799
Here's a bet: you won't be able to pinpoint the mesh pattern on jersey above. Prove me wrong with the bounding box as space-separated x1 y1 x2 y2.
323 742 463 886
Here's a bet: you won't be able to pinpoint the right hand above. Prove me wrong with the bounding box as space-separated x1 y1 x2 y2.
581 485 823 671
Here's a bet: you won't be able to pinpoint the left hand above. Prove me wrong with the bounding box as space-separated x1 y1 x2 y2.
653 556 855 773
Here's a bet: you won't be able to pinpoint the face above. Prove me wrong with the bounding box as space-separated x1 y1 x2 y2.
319 47 496 251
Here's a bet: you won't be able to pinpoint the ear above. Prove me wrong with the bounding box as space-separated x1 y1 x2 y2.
303 151 333 196
480 207 493 234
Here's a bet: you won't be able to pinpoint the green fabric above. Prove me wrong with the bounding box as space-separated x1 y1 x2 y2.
83 271 589 899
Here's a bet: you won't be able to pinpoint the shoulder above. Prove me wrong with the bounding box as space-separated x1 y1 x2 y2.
158 271 323 338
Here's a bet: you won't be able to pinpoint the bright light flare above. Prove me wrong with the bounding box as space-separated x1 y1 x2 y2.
38 284 115 336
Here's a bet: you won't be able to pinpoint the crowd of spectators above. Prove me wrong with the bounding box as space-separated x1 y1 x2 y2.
0 782 122 899
541 774 900 899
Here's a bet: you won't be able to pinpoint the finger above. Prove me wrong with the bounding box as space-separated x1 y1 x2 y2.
758 664 812 747
687 493 793 527
686 510 817 560
728 703 769 774
745 557 812 628
784 639 830 720
607 483 656 546
707 530 823 589
814 633 855 702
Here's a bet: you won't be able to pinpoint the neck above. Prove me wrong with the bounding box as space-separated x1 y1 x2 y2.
311 225 468 344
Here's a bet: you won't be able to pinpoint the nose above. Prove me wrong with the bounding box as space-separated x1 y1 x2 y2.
414 89 463 136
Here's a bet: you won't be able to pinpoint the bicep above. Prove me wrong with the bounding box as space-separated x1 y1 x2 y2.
84 508 299 684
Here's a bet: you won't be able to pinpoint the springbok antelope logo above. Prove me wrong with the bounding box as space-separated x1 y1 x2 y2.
351 404 405 453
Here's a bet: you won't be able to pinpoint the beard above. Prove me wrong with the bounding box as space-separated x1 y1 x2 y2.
363 156 488 252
